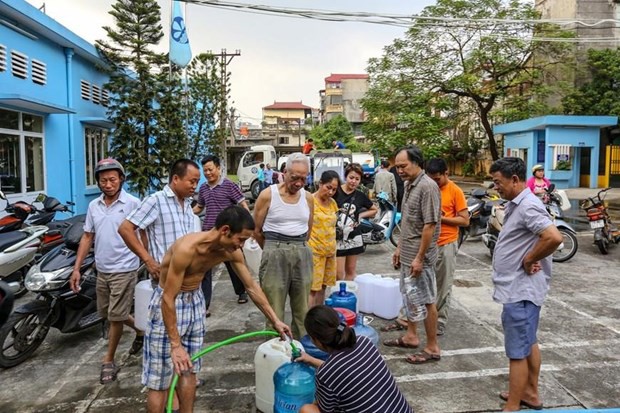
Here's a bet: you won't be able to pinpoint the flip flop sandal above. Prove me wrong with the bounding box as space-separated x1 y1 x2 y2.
380 321 406 332
196 378 206 388
100 362 120 384
237 293 249 304
128 334 144 355
404 351 441 364
383 337 419 349
499 391 543 410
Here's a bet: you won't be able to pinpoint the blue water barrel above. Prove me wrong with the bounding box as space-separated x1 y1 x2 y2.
273 362 316 413
300 335 329 361
328 282 357 313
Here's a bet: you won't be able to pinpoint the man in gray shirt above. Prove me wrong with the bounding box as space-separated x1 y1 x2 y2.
385 146 442 365
489 157 562 411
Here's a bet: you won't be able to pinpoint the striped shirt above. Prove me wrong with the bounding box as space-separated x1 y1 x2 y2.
315 336 414 413
400 171 441 268
196 177 245 231
126 185 196 263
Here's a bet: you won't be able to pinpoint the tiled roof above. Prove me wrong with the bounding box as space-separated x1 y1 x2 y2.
263 101 312 110
325 74 369 83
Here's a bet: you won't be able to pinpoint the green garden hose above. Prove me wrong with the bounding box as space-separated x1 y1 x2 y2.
166 330 280 413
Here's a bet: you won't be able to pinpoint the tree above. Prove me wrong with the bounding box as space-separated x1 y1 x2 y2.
186 53 222 160
310 115 360 151
364 0 571 160
97 0 190 195
563 48 620 117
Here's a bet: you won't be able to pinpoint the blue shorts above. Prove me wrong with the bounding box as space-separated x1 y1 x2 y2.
501 301 541 360
141 286 206 390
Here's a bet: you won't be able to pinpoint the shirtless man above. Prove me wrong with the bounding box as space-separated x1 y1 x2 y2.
142 205 291 413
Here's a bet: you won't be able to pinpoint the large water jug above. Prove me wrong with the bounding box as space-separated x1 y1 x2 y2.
355 273 380 313
300 335 329 361
373 277 402 320
326 281 358 302
254 337 304 413
327 282 357 313
243 238 262 277
273 362 316 413
134 279 153 332
353 315 379 346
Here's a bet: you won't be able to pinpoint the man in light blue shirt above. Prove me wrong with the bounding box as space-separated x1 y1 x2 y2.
69 159 142 385
489 157 562 411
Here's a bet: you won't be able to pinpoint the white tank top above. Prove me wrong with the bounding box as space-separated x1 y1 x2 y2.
263 185 310 236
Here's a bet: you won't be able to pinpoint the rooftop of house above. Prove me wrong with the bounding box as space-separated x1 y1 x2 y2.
263 101 313 110
324 74 369 83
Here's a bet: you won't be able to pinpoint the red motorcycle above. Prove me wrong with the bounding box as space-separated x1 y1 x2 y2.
580 188 620 254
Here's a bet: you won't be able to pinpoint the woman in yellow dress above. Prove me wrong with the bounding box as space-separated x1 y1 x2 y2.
308 171 340 308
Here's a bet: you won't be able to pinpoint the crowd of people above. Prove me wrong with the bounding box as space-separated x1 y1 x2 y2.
73 146 561 412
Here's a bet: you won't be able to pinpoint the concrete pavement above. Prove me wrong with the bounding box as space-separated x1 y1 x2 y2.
1 231 620 412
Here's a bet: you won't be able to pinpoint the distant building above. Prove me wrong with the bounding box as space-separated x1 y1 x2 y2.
319 73 368 135
262 101 313 147
0 0 111 213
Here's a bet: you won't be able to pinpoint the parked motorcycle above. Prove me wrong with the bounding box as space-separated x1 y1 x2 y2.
460 186 502 244
0 220 100 368
0 281 19 328
482 185 578 262
0 192 73 233
358 192 402 248
580 187 620 254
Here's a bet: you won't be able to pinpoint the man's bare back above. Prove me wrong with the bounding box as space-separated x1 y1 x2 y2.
159 232 240 292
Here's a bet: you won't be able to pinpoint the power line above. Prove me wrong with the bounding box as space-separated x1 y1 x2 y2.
183 0 620 29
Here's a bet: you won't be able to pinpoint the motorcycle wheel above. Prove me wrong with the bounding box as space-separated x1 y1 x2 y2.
458 227 468 249
0 311 50 368
389 222 402 247
553 228 578 263
595 238 609 255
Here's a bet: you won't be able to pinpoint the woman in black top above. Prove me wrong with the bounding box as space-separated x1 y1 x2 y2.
334 164 377 281
298 306 414 413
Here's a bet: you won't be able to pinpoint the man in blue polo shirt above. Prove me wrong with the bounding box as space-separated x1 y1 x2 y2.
194 155 251 315
489 157 562 411
70 159 142 385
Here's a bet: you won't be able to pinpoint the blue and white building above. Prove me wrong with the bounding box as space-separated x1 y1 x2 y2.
0 0 111 214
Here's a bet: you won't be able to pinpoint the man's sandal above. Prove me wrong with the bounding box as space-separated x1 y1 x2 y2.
100 362 120 384
128 334 144 355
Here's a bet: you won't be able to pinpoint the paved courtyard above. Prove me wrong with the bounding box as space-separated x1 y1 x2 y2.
1 227 619 412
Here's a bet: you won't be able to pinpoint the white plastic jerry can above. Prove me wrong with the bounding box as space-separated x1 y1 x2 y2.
134 279 154 332
243 238 263 278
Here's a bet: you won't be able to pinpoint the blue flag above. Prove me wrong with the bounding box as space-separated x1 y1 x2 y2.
170 0 192 67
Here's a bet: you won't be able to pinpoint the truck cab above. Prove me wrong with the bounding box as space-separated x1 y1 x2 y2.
237 145 277 200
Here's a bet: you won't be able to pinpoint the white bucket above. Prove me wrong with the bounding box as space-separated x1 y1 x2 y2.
373 277 402 320
134 279 153 332
243 238 263 278
254 337 304 413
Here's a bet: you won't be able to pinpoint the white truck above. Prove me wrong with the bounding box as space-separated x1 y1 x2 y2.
237 145 351 200
237 145 277 200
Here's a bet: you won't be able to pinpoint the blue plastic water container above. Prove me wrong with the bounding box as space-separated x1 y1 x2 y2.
327 282 357 313
300 335 329 361
273 362 316 413
353 315 379 346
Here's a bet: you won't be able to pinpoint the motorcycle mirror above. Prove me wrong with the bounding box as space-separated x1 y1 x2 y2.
0 191 6 200
548 183 556 192
487 182 495 189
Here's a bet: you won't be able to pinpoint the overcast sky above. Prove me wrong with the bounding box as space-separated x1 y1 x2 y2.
26 0 437 122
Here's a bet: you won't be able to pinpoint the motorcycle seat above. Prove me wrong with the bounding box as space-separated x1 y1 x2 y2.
0 231 29 252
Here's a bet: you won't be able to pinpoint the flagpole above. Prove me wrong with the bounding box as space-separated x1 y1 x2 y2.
169 0 173 83
183 1 190 144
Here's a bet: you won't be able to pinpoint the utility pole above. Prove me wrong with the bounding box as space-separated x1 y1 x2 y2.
206 48 240 174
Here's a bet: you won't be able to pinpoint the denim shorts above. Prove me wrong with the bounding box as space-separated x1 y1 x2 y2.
501 300 541 359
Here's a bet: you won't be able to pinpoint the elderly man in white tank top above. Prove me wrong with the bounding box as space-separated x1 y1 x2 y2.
253 153 315 338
